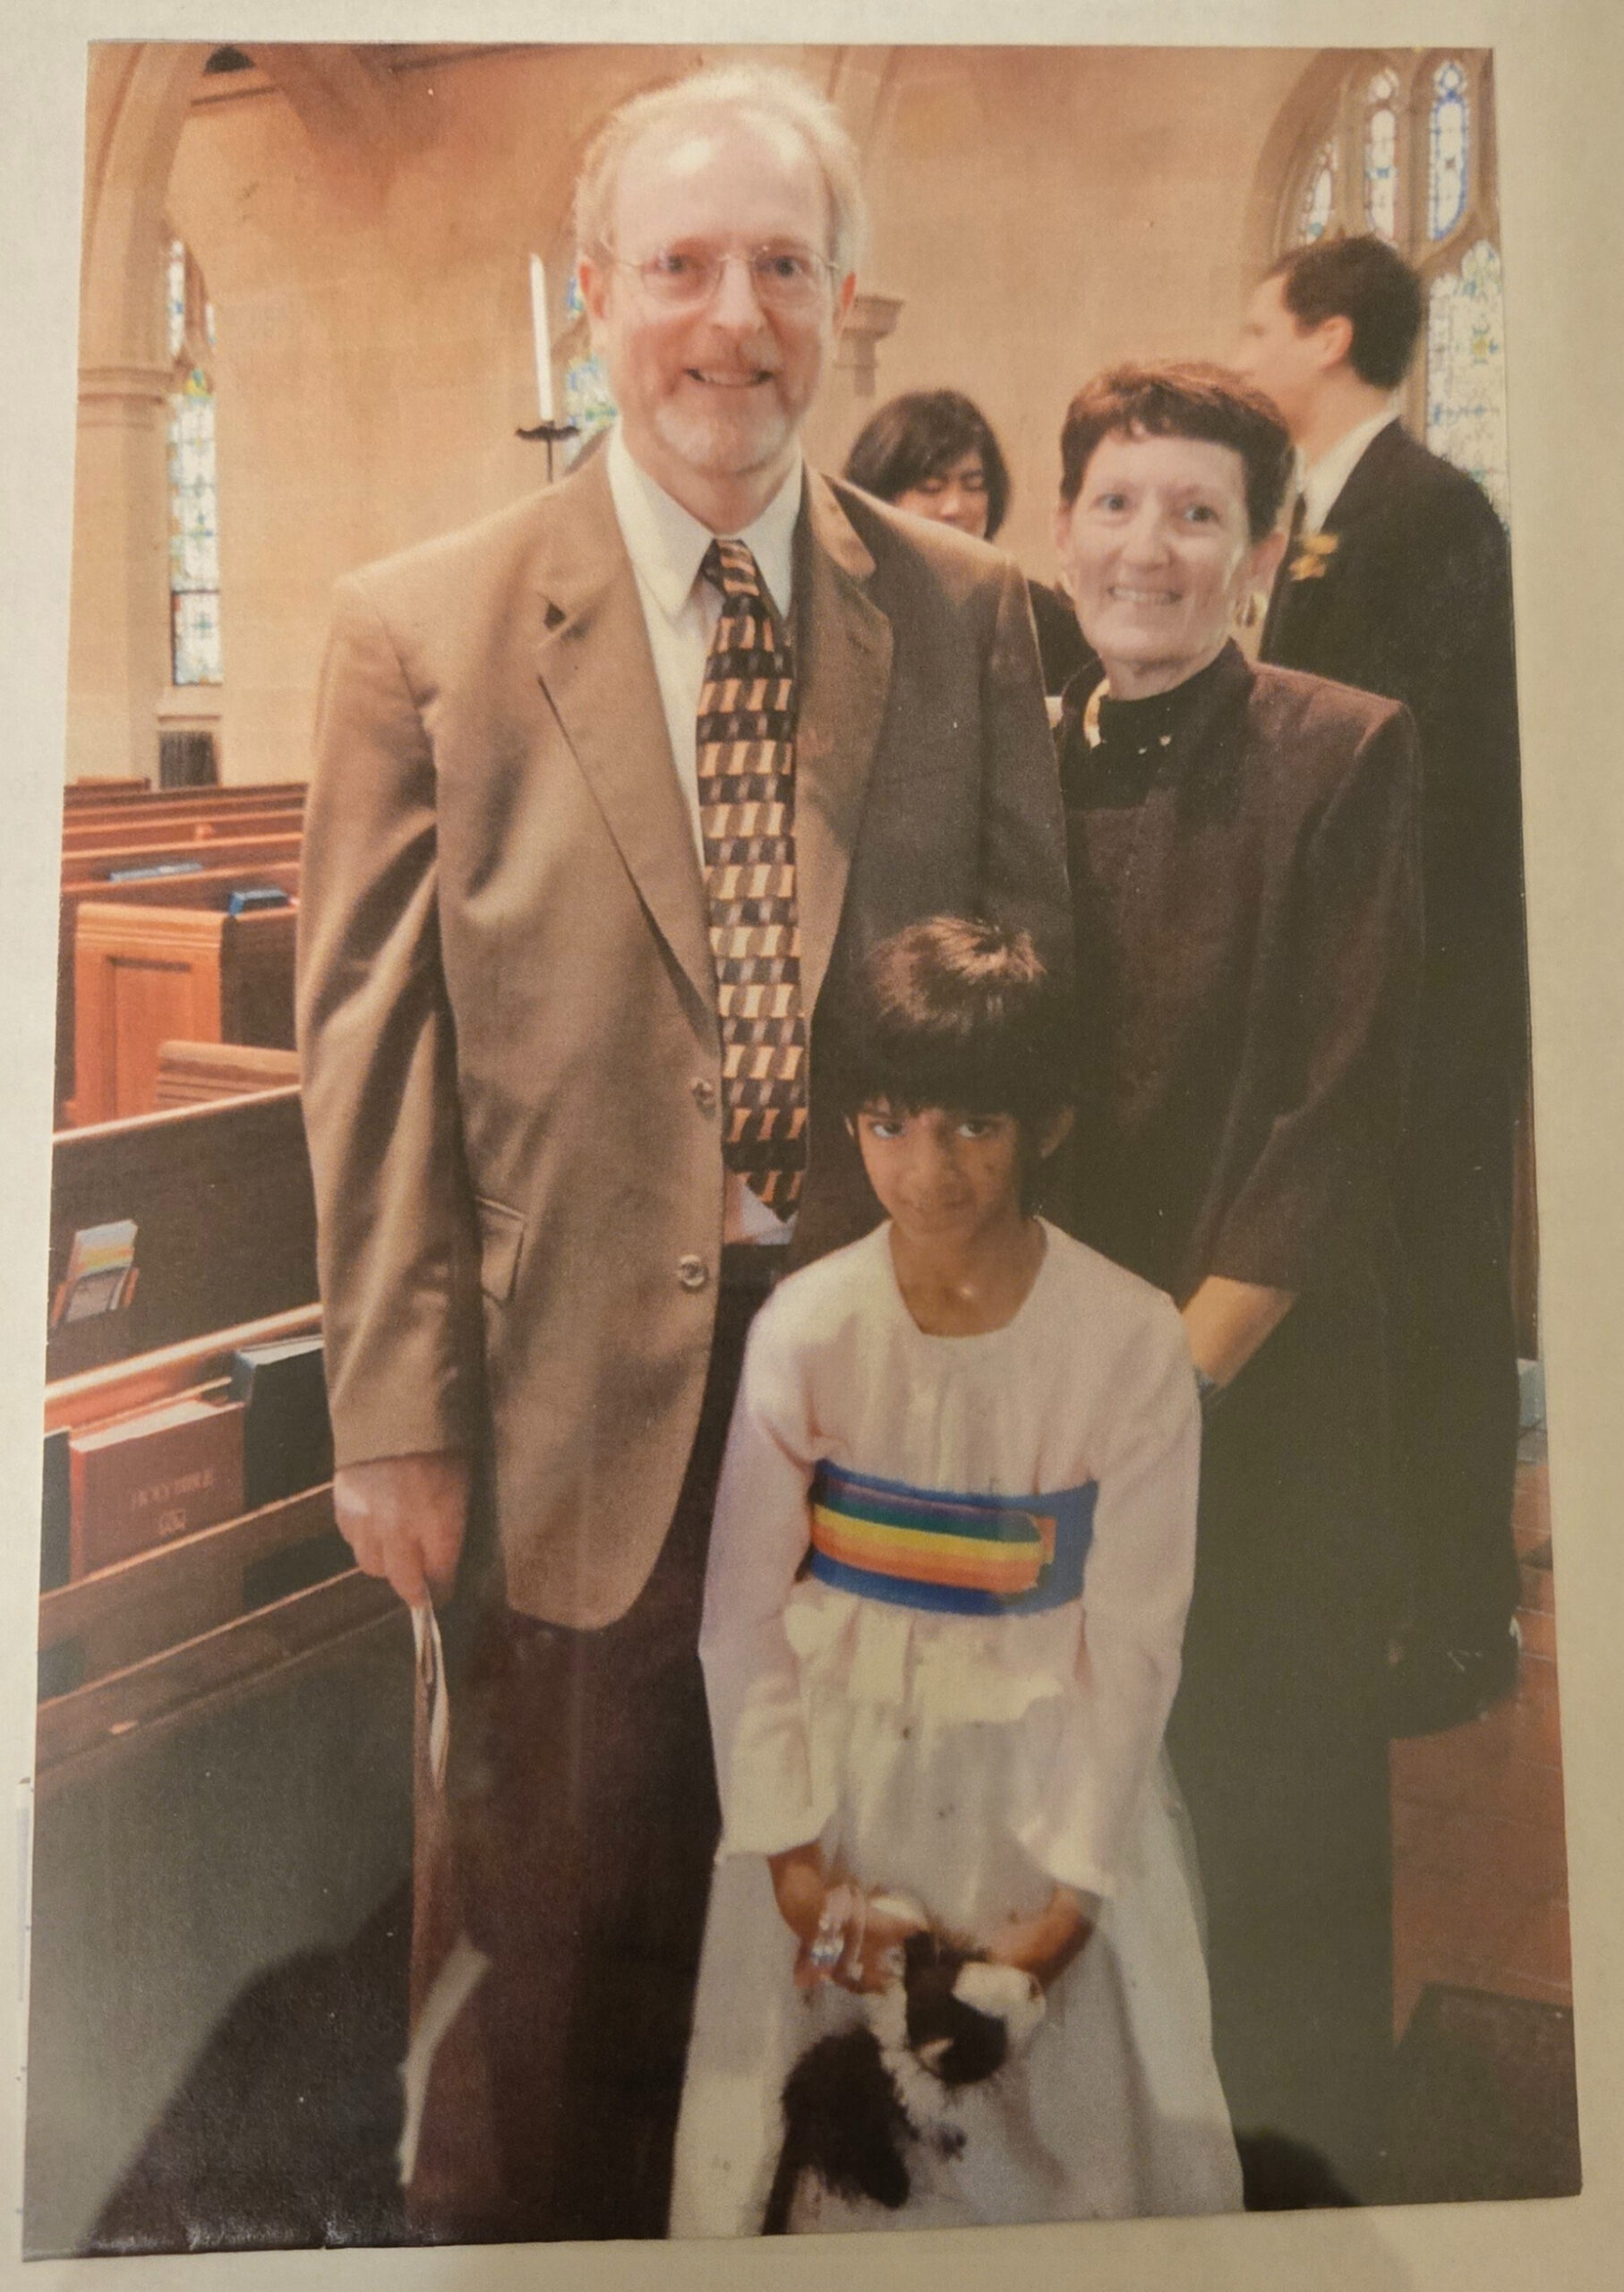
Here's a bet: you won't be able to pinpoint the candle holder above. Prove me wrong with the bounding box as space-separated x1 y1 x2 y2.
516 417 580 483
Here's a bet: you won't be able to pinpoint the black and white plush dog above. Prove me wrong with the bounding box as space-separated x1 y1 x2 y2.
762 1925 1046 2233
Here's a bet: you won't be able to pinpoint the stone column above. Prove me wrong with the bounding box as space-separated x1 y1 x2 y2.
65 361 172 783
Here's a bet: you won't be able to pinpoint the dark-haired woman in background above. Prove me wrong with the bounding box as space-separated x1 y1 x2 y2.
844 389 1090 696
1050 362 1421 2203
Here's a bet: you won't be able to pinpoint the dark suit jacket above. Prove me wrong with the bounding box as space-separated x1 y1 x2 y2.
295 452 1069 1628
1261 420 1526 1107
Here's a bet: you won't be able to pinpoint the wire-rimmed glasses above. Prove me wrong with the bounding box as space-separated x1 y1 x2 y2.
595 242 841 312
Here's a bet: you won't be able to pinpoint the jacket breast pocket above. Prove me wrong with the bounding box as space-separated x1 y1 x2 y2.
475 1197 526 1303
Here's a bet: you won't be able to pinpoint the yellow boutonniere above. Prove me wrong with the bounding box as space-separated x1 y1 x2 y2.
1287 532 1339 583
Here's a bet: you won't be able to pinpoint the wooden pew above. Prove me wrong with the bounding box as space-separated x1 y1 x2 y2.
55 788 305 1125
62 779 303 822
153 1039 302 1108
62 826 303 886
47 1088 318 1385
73 898 298 1123
63 778 151 805
38 1306 397 1801
56 860 300 1124
30 1086 409 2249
61 804 303 861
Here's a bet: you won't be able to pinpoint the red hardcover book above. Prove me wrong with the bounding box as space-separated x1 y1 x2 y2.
68 1394 245 1578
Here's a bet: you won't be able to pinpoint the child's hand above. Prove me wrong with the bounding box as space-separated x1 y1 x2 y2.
766 1845 926 1991
984 1886 1095 1990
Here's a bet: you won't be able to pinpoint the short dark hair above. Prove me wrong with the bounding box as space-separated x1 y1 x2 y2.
1266 234 1424 390
1058 361 1293 542
843 390 1013 541
836 917 1074 1134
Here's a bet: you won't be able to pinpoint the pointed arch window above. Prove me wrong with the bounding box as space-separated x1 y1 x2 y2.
1428 60 1471 240
1363 71 1399 241
1278 54 1507 526
1298 142 1336 243
1426 240 1509 519
165 236 223 685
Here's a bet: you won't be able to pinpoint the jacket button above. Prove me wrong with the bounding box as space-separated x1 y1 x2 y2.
677 1255 709 1291
691 1077 717 1111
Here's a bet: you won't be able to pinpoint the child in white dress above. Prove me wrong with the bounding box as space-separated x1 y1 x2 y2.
670 919 1242 2234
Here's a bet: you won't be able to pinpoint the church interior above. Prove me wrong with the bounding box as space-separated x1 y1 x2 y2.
29 39 1575 2255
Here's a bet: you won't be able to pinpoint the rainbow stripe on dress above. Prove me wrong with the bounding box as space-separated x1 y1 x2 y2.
808 1460 1096 1618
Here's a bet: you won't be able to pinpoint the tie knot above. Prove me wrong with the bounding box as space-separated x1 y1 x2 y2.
702 536 765 602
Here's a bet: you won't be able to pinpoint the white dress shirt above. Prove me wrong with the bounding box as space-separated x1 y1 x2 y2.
604 423 804 1244
1296 407 1399 537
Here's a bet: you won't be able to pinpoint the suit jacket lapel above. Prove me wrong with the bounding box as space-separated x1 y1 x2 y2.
1263 423 1406 660
793 473 893 1017
531 455 715 1013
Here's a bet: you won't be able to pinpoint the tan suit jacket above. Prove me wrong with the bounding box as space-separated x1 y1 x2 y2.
296 450 1069 1627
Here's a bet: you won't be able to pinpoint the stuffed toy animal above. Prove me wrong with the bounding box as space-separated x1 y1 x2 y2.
762 1920 1046 2233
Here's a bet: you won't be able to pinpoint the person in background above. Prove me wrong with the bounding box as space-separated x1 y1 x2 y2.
1051 361 1422 2202
845 388 1092 696
1236 233 1528 1737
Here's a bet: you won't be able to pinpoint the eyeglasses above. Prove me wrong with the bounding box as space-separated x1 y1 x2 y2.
597 243 841 312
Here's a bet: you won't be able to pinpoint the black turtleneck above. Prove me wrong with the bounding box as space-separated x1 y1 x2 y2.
1059 642 1243 809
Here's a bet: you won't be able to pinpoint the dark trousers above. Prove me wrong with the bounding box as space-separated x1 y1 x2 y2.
1166 1278 1396 2203
1392 1073 1523 1653
405 1282 764 2243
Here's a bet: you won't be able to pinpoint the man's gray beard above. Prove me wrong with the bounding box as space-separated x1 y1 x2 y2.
651 398 795 484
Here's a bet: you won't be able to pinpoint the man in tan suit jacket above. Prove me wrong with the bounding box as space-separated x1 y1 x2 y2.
296 62 1068 2240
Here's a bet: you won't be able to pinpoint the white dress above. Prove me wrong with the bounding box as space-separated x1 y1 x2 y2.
669 1221 1242 2235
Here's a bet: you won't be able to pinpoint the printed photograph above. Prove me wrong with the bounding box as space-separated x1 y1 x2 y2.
26 38 1575 2257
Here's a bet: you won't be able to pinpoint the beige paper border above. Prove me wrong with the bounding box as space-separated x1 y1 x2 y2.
4 0 1621 2285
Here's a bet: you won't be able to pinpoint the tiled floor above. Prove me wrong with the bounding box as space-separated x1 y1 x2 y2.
1389 1436 1570 2037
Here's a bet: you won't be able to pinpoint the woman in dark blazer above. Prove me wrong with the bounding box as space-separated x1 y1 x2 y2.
1050 363 1422 2205
844 388 1091 696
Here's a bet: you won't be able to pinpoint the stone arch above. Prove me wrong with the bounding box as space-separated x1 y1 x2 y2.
1240 49 1363 290
69 43 213 782
69 40 433 781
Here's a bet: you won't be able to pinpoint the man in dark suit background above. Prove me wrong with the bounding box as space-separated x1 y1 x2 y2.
297 60 1068 2242
1236 233 1528 1737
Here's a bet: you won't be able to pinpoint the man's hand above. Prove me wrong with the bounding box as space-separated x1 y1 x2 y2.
333 1452 470 1608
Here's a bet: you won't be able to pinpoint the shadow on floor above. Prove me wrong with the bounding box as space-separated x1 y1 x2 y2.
89 1885 414 2254
86 1904 1580 2252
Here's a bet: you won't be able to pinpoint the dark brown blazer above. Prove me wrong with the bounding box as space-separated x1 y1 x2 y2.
296 451 1069 1627
1059 642 1422 1305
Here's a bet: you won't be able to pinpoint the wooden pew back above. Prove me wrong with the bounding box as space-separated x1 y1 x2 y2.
56 862 301 1122
47 1089 319 1384
73 900 298 1123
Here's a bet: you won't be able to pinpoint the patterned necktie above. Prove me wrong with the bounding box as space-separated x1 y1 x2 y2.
697 537 808 1215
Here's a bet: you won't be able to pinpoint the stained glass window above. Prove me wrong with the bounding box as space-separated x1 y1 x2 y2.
1298 142 1335 242
1429 60 1470 240
1364 72 1399 240
165 239 186 361
166 238 223 685
1425 239 1509 521
562 262 616 457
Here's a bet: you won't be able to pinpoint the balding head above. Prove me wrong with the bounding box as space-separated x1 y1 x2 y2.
575 61 867 279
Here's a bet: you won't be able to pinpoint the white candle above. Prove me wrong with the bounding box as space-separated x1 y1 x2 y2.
529 254 555 424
